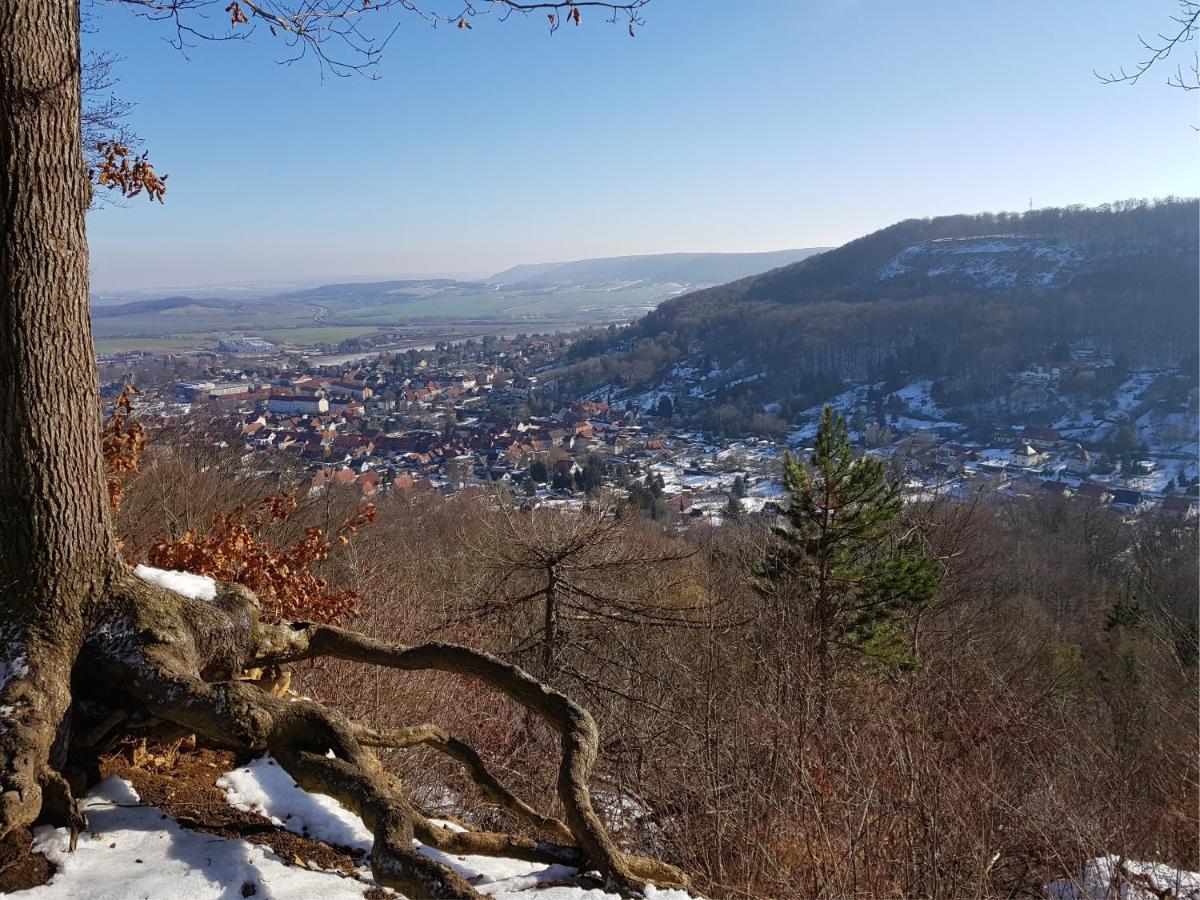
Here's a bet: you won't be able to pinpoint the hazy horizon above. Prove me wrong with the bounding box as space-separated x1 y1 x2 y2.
90 244 831 296
85 0 1198 292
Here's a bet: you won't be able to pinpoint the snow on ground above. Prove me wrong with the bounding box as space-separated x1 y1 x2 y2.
749 481 787 500
0 653 29 691
134 564 217 601
221 755 692 900
10 776 375 899
13 760 693 900
890 415 965 435
1113 371 1156 415
890 380 944 418
978 448 1015 464
1047 855 1200 900
789 384 875 443
220 756 372 852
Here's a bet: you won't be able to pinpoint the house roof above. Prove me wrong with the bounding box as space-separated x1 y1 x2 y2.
1023 426 1061 443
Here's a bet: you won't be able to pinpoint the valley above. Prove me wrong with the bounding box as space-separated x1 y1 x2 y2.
90 247 827 354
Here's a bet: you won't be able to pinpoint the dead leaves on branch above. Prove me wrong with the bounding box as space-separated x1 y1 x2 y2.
225 2 250 26
148 495 376 623
103 397 371 621
102 385 147 514
91 142 167 203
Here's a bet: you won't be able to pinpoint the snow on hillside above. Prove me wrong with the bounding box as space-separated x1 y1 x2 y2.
788 383 876 442
878 235 1083 289
890 380 944 418
15 760 694 900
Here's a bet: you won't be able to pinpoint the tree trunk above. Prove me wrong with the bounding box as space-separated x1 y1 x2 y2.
0 0 118 839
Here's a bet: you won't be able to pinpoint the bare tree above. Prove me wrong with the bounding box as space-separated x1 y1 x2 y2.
466 497 701 680
0 2 691 896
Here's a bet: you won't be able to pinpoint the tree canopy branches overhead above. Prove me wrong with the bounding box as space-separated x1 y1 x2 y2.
1097 0 1199 90
117 0 650 75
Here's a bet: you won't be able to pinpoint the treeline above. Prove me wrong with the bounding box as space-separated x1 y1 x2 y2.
114 435 1198 899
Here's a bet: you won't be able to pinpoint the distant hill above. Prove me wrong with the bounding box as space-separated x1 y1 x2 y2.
89 251 834 349
91 295 234 318
552 200 1199 427
490 249 829 287
272 279 486 302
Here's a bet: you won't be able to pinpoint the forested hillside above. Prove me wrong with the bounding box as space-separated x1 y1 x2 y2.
552 200 1198 425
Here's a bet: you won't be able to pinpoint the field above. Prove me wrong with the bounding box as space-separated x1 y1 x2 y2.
90 279 684 352
94 335 220 354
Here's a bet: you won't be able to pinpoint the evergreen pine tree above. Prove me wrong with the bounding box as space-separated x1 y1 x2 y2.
756 407 941 672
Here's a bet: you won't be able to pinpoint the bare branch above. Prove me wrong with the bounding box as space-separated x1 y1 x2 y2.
113 0 650 78
1097 0 1200 90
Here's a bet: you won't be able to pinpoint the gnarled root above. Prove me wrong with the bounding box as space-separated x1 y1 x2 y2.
253 622 689 894
0 622 90 846
51 572 689 897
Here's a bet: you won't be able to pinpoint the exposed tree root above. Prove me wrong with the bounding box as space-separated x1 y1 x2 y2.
0 569 688 898
0 619 90 843
253 620 689 893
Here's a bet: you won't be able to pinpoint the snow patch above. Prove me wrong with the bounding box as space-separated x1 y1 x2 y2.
12 776 374 899
220 755 694 899
1047 855 1200 900
134 564 217 601
0 654 29 691
220 755 372 852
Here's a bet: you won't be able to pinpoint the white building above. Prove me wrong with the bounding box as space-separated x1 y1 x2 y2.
268 393 329 416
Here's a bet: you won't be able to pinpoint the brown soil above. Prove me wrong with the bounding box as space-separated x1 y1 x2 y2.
0 827 55 893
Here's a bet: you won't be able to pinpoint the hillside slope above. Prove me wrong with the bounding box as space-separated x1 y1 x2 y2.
552 200 1199 428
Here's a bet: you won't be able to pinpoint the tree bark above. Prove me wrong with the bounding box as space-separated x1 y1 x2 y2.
0 0 118 839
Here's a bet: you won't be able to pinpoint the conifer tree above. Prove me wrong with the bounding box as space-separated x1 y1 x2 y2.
757 407 941 672
731 474 747 499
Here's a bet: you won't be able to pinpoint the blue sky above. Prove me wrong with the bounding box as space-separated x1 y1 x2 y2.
85 0 1198 291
